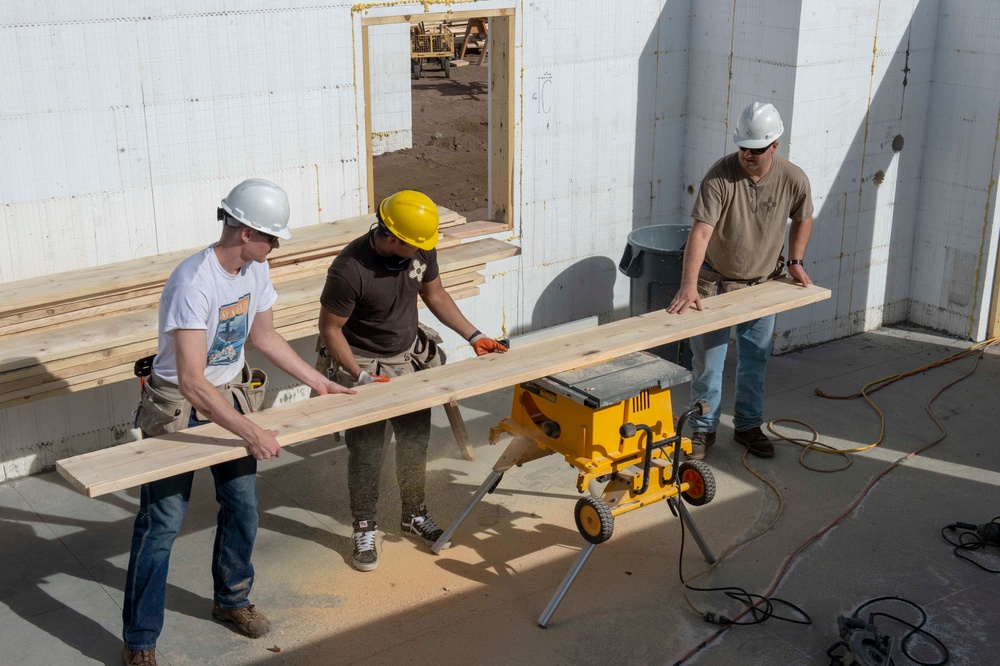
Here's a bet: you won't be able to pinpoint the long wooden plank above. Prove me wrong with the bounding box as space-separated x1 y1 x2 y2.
57 280 830 497
1 224 480 337
0 265 487 392
0 280 485 406
0 238 519 375
0 218 374 316
0 285 164 332
0 208 465 317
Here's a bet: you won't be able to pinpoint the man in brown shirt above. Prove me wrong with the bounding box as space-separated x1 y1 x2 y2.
317 190 506 572
667 102 814 459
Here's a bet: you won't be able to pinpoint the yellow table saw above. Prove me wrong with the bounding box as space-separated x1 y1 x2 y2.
432 351 718 626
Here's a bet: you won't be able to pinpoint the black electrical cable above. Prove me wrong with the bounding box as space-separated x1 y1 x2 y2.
941 516 1000 573
675 499 812 628
673 338 997 665
671 508 811 666
850 596 949 666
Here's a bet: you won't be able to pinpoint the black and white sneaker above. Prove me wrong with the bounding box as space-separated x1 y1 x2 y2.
352 520 378 572
401 506 450 549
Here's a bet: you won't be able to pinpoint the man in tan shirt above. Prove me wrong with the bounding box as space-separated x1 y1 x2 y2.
667 102 814 459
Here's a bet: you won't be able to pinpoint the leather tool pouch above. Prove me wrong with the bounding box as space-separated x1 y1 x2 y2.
321 324 447 388
135 372 192 437
410 324 447 370
232 362 268 414
135 361 265 436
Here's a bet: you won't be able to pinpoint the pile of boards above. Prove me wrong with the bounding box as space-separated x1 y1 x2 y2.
0 210 517 409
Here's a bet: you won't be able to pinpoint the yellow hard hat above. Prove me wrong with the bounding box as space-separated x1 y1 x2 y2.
378 190 439 250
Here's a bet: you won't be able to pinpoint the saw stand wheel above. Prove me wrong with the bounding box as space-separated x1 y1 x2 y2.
679 460 716 506
574 496 614 544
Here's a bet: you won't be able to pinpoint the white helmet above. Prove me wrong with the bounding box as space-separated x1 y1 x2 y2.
733 102 784 149
219 178 292 240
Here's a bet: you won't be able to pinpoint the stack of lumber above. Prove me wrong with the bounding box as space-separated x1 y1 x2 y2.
56 280 832 497
0 211 517 409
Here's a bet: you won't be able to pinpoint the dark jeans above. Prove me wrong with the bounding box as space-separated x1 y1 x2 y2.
122 412 258 650
346 408 431 524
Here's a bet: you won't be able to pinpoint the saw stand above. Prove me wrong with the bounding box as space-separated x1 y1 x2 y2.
431 351 718 627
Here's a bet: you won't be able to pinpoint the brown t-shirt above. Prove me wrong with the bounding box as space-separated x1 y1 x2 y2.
690 153 813 281
319 231 439 355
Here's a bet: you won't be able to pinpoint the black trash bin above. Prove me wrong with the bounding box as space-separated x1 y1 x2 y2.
618 224 692 367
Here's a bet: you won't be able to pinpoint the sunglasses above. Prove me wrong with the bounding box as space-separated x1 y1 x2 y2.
739 143 774 156
253 229 280 245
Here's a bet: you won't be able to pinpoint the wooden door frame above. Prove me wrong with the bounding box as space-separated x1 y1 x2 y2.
360 8 515 226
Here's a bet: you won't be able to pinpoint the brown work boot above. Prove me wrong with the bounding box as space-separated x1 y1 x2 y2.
688 431 715 460
734 426 775 458
212 603 271 638
122 646 156 666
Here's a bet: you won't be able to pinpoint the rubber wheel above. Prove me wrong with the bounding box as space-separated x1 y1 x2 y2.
411 60 422 80
678 460 716 506
575 496 614 544
442 58 451 78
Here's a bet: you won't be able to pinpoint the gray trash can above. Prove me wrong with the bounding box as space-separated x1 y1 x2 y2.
618 224 691 367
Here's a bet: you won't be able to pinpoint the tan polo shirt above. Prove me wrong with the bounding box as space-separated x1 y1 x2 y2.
690 153 813 281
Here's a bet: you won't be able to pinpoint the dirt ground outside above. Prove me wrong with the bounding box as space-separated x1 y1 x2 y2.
372 59 490 220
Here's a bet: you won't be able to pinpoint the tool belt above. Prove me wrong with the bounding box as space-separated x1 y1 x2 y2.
697 255 785 298
133 358 268 437
315 324 446 389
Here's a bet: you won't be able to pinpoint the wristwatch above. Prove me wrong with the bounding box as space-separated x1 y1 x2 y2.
787 259 804 266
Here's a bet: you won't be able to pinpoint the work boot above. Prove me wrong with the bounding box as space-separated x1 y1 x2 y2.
401 505 449 549
688 431 715 460
211 603 271 638
122 647 157 666
352 519 379 572
734 426 775 458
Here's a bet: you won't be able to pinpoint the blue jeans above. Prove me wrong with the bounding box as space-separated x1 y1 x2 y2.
689 314 775 433
122 412 258 650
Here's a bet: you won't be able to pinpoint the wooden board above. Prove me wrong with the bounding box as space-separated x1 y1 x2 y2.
0 238 519 375
0 266 487 391
0 208 465 318
57 280 831 497
0 277 486 408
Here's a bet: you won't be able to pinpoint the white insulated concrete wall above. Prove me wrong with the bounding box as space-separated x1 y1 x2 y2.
771 1 941 350
0 0 690 479
0 1 367 480
910 0 1000 339
3 0 1000 480
0 1 365 283
682 1 949 352
461 0 693 344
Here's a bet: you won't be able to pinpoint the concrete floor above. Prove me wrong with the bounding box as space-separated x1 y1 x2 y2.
2 326 999 666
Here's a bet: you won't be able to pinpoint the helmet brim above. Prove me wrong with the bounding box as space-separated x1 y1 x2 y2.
220 204 292 239
733 128 783 149
241 218 292 240
734 135 776 149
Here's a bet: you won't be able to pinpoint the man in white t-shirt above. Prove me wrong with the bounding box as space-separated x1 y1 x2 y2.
121 179 355 666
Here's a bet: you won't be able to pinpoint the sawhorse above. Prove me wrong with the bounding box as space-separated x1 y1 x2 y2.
458 17 488 65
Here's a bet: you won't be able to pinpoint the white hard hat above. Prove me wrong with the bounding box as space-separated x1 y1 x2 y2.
219 178 292 240
733 102 784 149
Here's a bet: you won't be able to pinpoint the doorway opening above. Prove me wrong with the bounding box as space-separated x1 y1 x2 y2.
361 9 514 228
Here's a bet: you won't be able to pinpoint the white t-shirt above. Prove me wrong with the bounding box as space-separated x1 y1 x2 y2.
152 245 278 386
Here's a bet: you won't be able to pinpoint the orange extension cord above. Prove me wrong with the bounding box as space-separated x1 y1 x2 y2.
673 336 1000 665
